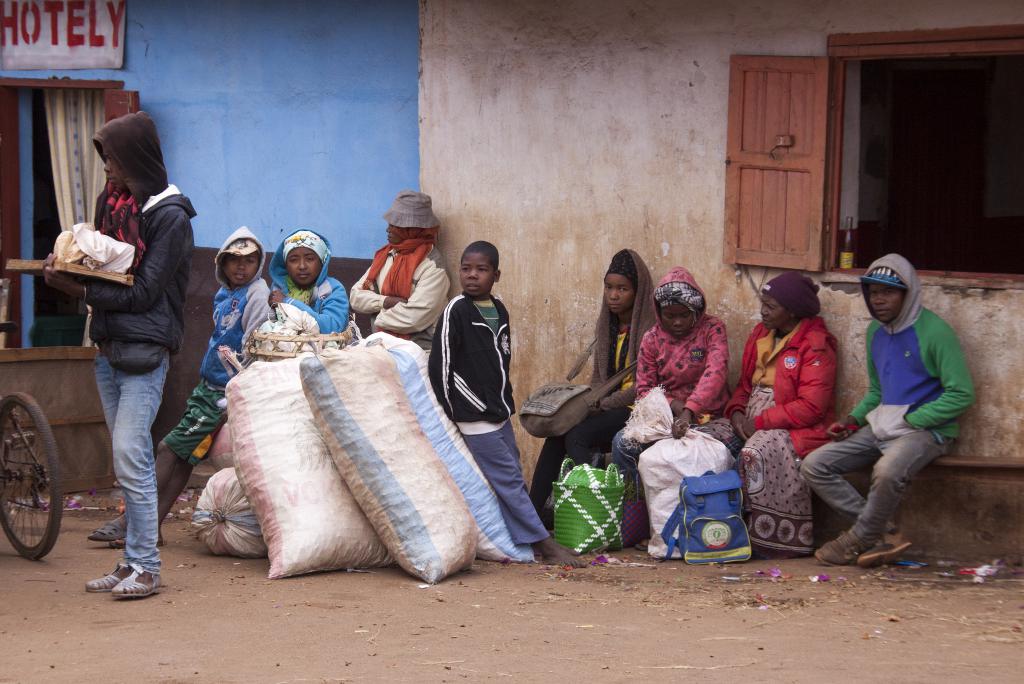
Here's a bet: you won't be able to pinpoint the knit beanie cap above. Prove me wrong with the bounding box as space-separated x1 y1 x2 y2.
762 271 821 319
383 190 440 228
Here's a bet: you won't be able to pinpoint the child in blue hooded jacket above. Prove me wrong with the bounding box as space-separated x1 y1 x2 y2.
268 229 349 333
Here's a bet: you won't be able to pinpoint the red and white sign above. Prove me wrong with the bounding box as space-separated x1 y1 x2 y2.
0 1 126 69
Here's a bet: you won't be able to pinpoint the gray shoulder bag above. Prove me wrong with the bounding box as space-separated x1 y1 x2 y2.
519 339 635 438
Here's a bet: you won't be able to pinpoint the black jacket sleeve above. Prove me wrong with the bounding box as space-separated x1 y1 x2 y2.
428 300 459 418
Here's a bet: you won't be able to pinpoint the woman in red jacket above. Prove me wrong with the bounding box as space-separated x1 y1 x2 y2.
726 272 837 558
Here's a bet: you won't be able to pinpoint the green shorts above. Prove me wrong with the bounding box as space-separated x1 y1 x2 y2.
163 382 226 465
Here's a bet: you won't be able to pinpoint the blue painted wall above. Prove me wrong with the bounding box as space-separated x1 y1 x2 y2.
1 0 420 256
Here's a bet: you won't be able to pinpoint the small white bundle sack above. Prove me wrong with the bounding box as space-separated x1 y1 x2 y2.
300 346 477 584
191 468 267 558
255 303 320 354
621 386 674 445
227 356 391 578
53 222 135 273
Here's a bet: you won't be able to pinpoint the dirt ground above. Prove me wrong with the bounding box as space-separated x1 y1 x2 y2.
1 498 1021 684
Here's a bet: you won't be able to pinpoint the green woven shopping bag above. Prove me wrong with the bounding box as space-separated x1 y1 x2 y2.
553 458 625 554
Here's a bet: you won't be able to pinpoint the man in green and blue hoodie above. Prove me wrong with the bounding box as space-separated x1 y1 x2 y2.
801 254 974 567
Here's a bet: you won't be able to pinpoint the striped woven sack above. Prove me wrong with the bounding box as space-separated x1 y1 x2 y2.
553 459 625 554
366 333 534 563
228 357 391 578
300 346 477 584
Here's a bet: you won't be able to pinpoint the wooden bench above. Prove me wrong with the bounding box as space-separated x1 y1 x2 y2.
931 456 1023 469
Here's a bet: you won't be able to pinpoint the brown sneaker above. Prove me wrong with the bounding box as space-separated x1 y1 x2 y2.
856 541 912 568
814 530 869 566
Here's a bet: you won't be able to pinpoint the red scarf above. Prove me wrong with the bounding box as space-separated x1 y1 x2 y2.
362 227 438 300
98 182 145 270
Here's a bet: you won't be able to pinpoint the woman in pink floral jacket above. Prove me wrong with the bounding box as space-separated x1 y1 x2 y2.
611 266 739 481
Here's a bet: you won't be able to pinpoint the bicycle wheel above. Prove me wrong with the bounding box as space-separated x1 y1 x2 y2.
0 393 62 560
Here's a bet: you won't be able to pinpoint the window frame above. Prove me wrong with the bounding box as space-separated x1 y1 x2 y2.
824 25 1024 284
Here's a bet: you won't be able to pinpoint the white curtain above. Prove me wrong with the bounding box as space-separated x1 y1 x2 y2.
44 89 106 230
44 89 106 346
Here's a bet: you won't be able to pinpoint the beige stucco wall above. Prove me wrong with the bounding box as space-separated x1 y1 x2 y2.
419 0 1024 471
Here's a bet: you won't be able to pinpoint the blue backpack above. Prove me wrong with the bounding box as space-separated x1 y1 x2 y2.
660 470 751 564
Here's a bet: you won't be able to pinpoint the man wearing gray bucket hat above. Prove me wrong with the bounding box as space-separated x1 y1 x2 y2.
350 190 450 350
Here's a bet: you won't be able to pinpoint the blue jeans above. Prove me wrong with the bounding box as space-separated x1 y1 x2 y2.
94 352 169 574
800 426 949 544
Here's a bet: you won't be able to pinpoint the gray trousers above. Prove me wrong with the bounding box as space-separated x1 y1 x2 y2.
800 426 949 544
463 422 550 546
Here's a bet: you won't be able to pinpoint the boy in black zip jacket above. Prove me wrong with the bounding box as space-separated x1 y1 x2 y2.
430 242 584 567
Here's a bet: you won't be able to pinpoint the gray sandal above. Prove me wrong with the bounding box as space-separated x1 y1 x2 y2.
111 564 161 600
85 564 131 593
88 518 127 543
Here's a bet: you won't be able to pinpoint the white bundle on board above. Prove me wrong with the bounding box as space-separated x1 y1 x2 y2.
53 223 135 273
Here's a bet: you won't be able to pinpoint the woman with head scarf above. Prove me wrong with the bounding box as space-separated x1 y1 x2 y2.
528 250 656 520
268 228 349 333
725 271 837 558
610 266 738 481
350 190 450 350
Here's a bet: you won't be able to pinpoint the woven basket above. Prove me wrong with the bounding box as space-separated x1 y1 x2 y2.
553 458 624 554
246 329 353 361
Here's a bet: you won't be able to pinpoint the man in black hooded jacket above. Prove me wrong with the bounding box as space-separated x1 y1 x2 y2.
44 111 195 599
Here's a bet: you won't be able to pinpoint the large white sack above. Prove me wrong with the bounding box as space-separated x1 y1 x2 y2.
300 346 477 584
227 356 391 578
639 430 733 559
191 467 267 558
366 333 534 563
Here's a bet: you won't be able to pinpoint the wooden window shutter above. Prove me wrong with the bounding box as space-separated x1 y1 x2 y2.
723 56 828 270
103 89 139 121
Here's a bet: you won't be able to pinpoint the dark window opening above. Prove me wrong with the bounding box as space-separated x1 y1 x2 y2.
838 55 1024 275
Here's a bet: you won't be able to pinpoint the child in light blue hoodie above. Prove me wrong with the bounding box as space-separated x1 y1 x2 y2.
268 229 349 333
88 226 271 546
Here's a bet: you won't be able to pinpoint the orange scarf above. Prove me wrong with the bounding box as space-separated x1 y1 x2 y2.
362 227 438 299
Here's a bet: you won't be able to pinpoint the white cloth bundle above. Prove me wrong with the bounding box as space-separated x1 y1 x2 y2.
53 223 135 273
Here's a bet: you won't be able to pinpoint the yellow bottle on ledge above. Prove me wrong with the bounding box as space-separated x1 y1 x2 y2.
839 216 855 269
